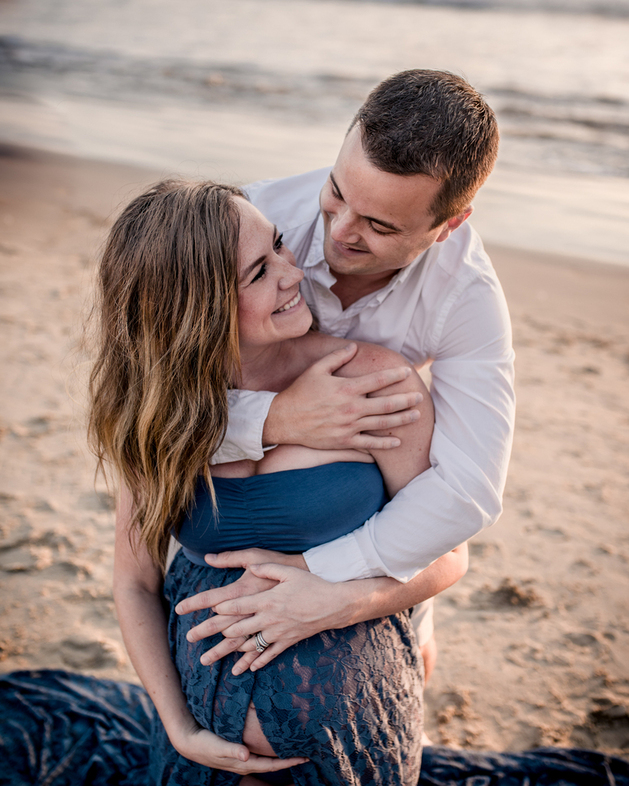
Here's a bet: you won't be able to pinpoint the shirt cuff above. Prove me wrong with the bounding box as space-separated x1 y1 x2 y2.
210 390 278 464
303 520 379 582
352 519 415 583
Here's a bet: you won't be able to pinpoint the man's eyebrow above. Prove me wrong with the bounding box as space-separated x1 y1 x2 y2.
329 172 401 233
239 226 278 281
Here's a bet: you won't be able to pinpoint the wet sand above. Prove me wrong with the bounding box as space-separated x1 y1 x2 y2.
0 144 628 754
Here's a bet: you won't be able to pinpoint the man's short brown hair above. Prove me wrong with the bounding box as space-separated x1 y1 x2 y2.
352 70 499 227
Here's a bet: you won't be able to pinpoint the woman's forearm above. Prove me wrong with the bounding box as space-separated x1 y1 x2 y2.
114 581 196 746
114 486 195 745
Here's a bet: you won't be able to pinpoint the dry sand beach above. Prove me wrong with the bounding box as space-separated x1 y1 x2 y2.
1 0 629 762
1 145 628 755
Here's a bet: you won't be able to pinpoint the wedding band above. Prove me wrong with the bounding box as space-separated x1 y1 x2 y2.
254 631 270 653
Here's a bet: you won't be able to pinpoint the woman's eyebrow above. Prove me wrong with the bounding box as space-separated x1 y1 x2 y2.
239 225 278 281
240 254 266 281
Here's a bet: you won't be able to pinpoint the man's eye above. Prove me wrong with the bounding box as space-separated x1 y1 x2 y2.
273 233 284 252
369 222 393 236
251 263 267 283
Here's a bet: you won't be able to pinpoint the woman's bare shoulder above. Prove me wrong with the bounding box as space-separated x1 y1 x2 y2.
299 331 425 394
340 342 415 380
299 331 412 375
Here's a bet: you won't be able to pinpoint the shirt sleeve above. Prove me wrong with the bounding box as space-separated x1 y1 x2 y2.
210 390 278 465
304 272 515 583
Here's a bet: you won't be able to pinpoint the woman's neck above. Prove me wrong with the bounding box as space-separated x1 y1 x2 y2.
239 338 305 393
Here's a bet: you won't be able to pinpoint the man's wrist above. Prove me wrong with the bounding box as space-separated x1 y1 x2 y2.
284 553 309 571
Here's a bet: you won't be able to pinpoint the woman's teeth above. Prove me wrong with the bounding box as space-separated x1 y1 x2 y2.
274 292 301 313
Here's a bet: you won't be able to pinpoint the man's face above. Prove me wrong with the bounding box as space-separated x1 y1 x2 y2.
320 125 468 281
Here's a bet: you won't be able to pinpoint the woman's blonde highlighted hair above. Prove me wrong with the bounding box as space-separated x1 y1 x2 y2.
88 180 244 569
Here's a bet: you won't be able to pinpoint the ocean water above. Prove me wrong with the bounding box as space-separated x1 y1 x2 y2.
1 0 628 262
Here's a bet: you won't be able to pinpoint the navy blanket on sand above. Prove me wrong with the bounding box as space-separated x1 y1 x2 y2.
0 669 627 786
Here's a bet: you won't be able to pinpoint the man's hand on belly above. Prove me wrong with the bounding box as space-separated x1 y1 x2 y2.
175 549 308 669
178 552 360 676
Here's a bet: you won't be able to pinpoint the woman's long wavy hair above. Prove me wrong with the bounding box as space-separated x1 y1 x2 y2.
88 180 244 570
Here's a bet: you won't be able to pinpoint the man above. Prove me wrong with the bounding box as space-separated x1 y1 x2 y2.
179 69 514 692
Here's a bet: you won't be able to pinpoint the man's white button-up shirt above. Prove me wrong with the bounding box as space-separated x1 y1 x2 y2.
213 167 516 584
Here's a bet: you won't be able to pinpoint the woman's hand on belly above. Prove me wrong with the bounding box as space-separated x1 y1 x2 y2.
171 715 307 774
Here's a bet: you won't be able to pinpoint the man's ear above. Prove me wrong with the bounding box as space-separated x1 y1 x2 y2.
435 205 473 243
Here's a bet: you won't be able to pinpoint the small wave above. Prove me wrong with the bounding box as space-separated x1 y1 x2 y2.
339 0 629 18
1 36 628 178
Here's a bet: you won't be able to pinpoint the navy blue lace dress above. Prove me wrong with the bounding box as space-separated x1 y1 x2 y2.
149 462 424 785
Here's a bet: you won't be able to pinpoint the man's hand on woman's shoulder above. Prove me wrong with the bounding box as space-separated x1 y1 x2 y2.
262 342 422 451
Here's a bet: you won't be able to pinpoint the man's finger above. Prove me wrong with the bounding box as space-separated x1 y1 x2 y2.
176 584 241 615
204 550 257 569
212 594 265 618
215 616 263 641
248 562 297 582
175 590 217 616
249 641 289 672
354 409 420 433
346 434 402 450
363 391 422 413
310 342 358 375
200 635 248 666
231 650 260 675
349 366 413 396
186 614 246 642
232 640 288 675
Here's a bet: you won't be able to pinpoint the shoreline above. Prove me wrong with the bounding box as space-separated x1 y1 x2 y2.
1 144 628 753
3 140 629 272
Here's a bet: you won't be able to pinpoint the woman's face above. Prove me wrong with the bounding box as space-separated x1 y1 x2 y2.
236 198 312 356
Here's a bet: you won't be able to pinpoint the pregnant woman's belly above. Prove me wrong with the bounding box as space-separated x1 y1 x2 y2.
174 453 391 771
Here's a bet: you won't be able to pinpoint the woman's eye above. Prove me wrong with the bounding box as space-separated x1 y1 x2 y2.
273 233 284 252
251 263 267 283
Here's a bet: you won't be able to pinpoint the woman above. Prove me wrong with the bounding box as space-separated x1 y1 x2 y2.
89 180 467 784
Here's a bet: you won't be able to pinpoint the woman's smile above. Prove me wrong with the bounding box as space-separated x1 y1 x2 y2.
273 290 302 314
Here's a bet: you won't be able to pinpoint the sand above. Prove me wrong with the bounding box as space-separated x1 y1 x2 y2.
0 143 628 755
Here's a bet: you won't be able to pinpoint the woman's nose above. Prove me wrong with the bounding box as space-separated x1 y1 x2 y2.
278 259 304 289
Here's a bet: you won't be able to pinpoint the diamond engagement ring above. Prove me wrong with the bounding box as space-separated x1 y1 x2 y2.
254 632 270 653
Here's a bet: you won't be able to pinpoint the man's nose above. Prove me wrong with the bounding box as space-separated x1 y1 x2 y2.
330 205 360 245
